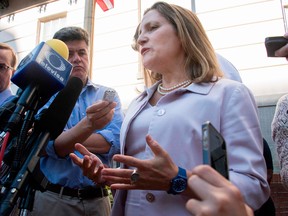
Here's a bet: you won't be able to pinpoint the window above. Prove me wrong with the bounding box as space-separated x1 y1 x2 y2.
38 13 67 42
281 0 288 32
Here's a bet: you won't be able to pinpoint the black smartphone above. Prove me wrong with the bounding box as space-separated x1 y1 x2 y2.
202 121 229 179
265 36 288 57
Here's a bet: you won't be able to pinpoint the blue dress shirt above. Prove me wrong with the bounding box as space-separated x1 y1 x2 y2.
0 88 13 105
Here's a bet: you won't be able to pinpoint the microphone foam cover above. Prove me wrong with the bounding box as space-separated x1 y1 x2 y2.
46 39 69 60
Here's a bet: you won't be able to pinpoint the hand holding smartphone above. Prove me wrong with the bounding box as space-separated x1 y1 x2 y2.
265 36 288 57
202 121 229 179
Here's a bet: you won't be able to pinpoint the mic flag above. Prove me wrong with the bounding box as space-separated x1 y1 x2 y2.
11 39 72 99
96 0 114 11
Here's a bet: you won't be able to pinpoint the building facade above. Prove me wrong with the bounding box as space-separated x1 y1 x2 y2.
1 0 288 214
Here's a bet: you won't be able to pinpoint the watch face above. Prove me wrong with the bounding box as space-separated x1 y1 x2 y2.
173 178 187 193
167 167 188 195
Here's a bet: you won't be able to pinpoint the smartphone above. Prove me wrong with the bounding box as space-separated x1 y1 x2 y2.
202 121 229 179
265 36 288 57
102 89 115 103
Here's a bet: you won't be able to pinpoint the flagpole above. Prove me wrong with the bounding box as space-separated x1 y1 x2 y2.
84 0 95 79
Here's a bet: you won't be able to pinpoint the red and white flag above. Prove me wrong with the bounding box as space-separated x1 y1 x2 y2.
96 0 114 12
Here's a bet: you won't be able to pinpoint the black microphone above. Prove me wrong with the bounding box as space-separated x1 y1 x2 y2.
0 76 83 215
35 76 83 139
0 95 19 132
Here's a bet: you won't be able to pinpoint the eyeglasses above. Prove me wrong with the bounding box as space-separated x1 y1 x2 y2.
0 64 13 73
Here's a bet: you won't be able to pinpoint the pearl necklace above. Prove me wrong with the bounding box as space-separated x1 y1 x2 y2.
157 80 192 95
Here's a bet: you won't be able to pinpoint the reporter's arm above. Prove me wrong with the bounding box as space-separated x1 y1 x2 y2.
186 165 253 216
54 101 116 157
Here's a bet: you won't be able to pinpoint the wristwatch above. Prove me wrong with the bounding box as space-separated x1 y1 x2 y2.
167 166 187 195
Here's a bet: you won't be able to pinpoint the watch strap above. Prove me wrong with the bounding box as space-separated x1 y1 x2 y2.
167 166 187 195
178 166 187 179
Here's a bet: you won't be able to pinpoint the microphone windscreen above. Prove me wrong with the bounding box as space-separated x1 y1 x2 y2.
37 77 83 139
46 39 69 60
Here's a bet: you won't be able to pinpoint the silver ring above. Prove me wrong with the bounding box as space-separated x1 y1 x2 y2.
130 169 140 184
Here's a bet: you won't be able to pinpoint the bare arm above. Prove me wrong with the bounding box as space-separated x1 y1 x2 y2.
54 100 116 157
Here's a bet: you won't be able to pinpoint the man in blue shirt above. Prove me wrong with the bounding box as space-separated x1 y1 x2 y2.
32 26 124 216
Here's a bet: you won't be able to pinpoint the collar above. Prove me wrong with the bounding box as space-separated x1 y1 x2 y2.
138 79 217 100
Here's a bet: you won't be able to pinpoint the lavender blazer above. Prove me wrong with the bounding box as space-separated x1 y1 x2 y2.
111 78 269 216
